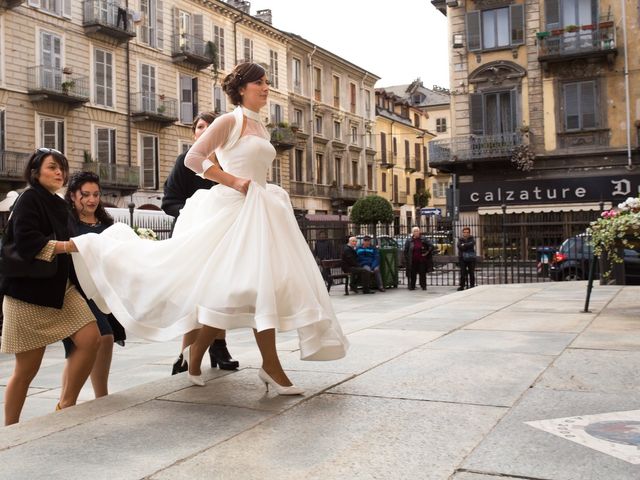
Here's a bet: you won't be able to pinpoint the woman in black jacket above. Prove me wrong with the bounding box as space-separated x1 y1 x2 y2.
1 149 99 425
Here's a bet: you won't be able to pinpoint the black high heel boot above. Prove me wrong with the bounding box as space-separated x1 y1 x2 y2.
171 353 188 375
209 339 239 370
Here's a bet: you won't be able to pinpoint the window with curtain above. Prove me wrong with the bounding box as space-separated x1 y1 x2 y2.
467 4 524 51
563 80 596 130
141 134 158 189
470 90 518 135
94 48 114 108
95 127 116 163
40 116 64 152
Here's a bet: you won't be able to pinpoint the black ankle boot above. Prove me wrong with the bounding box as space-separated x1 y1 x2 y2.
171 353 188 375
209 340 239 370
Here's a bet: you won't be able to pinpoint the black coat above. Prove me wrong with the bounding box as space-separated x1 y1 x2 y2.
341 245 360 273
161 152 215 218
403 236 435 272
1 183 76 309
458 235 476 260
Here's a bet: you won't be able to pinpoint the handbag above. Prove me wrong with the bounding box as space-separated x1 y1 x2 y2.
0 193 59 279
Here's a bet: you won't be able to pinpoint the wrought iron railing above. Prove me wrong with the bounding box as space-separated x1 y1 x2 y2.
428 132 523 164
537 18 616 58
330 185 364 201
290 182 332 197
27 66 90 99
0 150 31 179
83 162 139 188
130 92 178 119
172 33 210 60
83 0 136 36
393 192 408 205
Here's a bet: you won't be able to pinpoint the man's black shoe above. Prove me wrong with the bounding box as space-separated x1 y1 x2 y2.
171 353 187 375
457 286 465 291
209 339 240 370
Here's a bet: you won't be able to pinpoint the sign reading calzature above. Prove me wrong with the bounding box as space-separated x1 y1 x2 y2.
459 175 640 210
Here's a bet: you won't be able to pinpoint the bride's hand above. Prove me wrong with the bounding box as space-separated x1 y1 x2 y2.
232 177 251 195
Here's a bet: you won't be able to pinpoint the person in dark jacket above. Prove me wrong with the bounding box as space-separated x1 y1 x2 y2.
1 149 100 425
162 111 239 375
356 236 385 292
341 237 374 293
403 226 435 291
457 227 476 290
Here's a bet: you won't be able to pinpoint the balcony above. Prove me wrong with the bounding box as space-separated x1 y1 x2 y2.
130 93 178 126
83 162 139 190
0 150 30 180
290 181 332 197
330 185 364 202
378 151 396 169
0 0 23 8
393 193 408 205
171 34 214 70
270 126 297 150
404 157 416 173
537 19 617 70
27 66 89 107
428 132 523 167
83 1 136 42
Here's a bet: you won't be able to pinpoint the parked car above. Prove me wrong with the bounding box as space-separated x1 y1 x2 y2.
549 234 640 284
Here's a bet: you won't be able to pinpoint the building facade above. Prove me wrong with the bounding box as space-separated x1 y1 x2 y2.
0 1 376 215
431 0 639 233
374 88 434 226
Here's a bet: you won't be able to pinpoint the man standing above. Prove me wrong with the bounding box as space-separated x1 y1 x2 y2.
403 226 434 291
162 111 239 375
341 237 374 294
457 227 476 291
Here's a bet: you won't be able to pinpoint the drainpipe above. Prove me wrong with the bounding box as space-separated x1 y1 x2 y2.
125 15 131 169
233 13 243 65
620 0 633 169
308 46 317 184
360 72 369 191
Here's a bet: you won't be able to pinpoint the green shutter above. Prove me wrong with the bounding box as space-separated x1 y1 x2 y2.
466 11 482 51
510 4 525 45
470 93 484 135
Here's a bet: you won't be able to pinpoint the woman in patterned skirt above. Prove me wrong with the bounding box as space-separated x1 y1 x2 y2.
1 149 100 425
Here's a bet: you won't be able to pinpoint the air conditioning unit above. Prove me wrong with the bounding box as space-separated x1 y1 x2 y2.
446 0 459 7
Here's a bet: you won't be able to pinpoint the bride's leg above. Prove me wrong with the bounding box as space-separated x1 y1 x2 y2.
253 328 292 387
189 326 222 376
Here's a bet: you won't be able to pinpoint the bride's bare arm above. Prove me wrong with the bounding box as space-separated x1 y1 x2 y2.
184 113 250 194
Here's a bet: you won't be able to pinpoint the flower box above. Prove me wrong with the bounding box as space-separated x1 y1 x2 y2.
536 31 550 39
599 21 614 29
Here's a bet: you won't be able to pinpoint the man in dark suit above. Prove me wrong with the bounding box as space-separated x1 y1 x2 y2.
341 236 374 294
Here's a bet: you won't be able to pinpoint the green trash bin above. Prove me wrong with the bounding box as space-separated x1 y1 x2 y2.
379 246 399 288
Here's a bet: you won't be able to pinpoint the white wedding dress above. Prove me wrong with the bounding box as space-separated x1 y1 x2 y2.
71 106 348 361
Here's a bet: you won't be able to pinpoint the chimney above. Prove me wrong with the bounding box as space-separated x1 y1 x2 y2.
226 0 251 14
255 9 272 24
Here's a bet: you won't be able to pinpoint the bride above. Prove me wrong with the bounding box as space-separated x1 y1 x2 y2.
69 62 349 395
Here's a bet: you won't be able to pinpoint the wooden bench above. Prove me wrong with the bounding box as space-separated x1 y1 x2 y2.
320 259 351 295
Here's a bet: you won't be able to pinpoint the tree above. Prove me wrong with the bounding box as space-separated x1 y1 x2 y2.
413 189 431 209
350 195 394 225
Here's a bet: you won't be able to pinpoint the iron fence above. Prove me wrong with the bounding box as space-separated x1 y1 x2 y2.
297 209 601 287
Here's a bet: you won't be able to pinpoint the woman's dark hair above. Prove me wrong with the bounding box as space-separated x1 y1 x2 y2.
24 148 69 187
65 171 114 226
191 111 217 133
222 62 266 106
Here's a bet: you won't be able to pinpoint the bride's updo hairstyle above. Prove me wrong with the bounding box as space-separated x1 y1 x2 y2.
222 62 266 106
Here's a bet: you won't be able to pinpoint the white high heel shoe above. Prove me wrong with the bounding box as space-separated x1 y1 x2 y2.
184 346 205 387
258 368 304 396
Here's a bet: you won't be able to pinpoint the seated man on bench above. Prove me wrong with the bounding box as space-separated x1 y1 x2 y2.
341 236 374 294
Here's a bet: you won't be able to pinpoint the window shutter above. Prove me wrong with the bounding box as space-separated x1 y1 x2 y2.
564 83 579 130
466 11 482 51
110 129 117 163
192 77 198 117
139 0 149 44
180 75 193 124
510 4 524 45
172 7 179 51
470 93 484 134
581 81 596 128
28 0 39 7
156 0 164 50
544 0 560 30
510 89 518 132
194 14 203 40
63 0 71 18
57 120 65 153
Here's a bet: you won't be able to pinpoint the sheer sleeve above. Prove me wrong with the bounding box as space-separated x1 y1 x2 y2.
184 113 236 175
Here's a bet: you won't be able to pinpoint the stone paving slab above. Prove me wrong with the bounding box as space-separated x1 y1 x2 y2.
160 368 352 412
461 387 640 480
452 473 524 480
0 399 270 480
424 330 576 356
330 348 552 407
466 310 594 333
535 349 640 394
372 314 477 332
149 394 506 480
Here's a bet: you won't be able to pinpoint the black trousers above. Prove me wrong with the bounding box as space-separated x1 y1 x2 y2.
459 260 476 288
350 266 373 292
116 7 128 29
409 261 427 290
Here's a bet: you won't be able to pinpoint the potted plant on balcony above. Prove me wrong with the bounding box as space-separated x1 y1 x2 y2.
564 24 579 33
61 80 75 94
536 31 550 39
589 196 640 279
551 28 564 36
599 20 614 29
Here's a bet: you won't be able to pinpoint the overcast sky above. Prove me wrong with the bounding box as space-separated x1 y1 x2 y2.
249 0 450 89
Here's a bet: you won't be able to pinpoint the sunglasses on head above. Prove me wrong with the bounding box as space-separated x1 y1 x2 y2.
36 147 62 155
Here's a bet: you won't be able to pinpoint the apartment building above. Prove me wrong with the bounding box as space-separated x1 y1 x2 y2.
375 88 434 226
431 0 639 226
383 80 452 217
0 0 288 208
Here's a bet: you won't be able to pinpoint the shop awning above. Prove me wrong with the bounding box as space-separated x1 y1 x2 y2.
477 202 612 215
